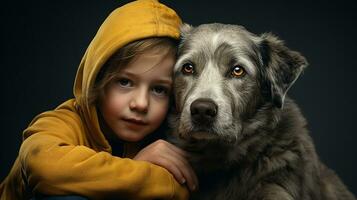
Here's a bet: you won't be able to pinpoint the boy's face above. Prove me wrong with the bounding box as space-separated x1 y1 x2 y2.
99 49 174 142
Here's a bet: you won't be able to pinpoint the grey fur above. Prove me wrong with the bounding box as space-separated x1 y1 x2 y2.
169 23 356 200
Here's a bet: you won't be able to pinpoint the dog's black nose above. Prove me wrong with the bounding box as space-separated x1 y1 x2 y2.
190 98 218 123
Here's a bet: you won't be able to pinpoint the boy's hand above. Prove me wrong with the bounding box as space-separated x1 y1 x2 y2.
133 139 198 192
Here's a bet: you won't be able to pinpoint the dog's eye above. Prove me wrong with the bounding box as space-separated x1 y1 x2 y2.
231 65 245 77
182 63 194 75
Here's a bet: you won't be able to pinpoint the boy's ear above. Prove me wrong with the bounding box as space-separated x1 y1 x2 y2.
180 23 193 40
259 33 308 109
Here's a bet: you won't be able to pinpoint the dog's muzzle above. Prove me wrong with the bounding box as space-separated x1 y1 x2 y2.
190 98 218 126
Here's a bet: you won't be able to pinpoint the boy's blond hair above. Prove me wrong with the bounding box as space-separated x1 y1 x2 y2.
89 37 178 105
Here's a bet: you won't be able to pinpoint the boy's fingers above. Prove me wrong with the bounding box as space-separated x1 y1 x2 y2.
166 143 199 190
156 140 198 191
154 157 186 184
135 139 198 191
163 147 198 191
176 158 198 191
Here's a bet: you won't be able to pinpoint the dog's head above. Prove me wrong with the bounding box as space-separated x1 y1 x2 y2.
171 23 307 143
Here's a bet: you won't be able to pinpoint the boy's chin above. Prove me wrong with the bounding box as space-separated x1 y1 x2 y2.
114 130 149 142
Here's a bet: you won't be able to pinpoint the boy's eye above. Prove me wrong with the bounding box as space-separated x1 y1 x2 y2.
152 86 170 96
117 78 133 87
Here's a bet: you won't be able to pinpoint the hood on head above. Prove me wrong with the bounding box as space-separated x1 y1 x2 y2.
73 0 182 151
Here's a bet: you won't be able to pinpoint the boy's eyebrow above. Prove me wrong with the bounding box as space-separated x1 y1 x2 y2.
155 79 172 85
119 71 173 85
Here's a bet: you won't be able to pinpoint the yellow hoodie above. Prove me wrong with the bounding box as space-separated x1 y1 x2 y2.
0 0 188 199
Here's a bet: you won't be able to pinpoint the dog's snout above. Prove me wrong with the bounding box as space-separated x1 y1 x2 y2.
190 98 218 123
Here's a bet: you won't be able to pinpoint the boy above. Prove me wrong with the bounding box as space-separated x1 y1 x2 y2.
0 0 197 199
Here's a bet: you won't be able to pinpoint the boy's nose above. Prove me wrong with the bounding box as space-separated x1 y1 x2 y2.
129 88 149 113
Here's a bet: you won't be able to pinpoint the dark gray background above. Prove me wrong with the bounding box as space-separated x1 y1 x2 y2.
1 0 356 195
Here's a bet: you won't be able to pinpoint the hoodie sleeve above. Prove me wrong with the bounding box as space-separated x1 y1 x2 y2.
19 110 189 200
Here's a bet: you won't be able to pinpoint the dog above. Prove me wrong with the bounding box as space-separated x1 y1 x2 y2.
168 23 356 200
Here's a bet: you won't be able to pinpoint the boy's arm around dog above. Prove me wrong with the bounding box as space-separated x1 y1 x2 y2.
1 0 188 199
0 99 188 200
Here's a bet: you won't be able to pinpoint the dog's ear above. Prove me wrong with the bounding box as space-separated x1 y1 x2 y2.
180 23 193 40
259 33 308 109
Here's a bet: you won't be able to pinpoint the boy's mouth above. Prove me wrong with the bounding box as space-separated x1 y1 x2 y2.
122 118 148 126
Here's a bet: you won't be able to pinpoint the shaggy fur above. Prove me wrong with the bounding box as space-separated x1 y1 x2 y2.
169 23 356 200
